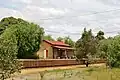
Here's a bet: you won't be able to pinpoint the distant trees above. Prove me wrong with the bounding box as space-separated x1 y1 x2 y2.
64 36 75 47
57 37 64 41
57 36 75 47
44 35 55 41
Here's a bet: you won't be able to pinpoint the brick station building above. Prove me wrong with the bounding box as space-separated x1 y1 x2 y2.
37 40 74 59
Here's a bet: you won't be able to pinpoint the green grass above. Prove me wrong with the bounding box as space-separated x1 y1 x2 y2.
15 66 120 80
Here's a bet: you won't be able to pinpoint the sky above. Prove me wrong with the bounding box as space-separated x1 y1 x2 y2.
1 0 120 41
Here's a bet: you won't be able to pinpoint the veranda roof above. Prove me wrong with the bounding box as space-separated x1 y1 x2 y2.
53 46 75 50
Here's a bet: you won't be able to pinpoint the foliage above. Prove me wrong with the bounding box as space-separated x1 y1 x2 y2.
0 17 44 59
57 37 64 41
96 31 105 40
43 35 54 41
75 28 98 59
98 36 120 67
0 17 18 35
56 36 75 47
64 36 75 47
0 26 21 80
16 23 44 59
0 16 44 79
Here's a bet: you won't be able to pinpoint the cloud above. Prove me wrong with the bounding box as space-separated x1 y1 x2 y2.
11 0 32 4
99 0 120 7
1 0 120 41
0 7 23 19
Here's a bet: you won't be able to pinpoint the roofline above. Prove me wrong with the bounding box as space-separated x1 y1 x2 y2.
43 40 53 45
53 46 75 50
43 40 70 47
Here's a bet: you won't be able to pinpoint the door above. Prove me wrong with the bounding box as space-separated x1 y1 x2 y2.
44 50 48 59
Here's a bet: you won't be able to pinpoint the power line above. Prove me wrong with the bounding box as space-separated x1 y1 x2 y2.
42 1 120 35
45 29 120 36
105 29 120 34
45 30 81 35
39 8 120 20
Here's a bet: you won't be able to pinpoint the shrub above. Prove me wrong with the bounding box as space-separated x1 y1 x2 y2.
99 36 120 68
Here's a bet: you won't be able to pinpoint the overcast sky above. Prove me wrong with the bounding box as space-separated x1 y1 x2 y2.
1 0 120 41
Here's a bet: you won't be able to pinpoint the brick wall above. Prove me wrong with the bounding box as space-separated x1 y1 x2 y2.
19 59 105 68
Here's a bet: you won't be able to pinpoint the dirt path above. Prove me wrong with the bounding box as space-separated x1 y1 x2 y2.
7 63 105 80
21 63 105 75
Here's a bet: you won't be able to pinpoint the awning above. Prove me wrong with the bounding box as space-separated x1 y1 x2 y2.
53 46 75 50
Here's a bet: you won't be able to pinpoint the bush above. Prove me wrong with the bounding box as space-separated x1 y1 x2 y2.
99 36 120 68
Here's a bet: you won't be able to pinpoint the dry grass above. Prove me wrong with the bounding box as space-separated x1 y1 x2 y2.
43 66 120 80
9 63 120 80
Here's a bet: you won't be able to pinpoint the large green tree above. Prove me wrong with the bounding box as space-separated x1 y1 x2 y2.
16 23 44 59
0 16 44 79
75 28 97 59
0 17 44 59
0 26 21 80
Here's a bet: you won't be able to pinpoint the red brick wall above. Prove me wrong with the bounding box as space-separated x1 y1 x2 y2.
19 59 105 68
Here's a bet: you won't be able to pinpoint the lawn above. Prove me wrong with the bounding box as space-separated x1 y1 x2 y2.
12 66 120 80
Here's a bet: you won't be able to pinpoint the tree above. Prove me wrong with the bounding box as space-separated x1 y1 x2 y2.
57 37 64 41
96 31 105 40
0 17 44 59
75 28 97 59
98 36 120 68
43 35 55 41
0 17 16 34
0 26 21 80
16 23 44 59
94 30 105 58
64 36 75 47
